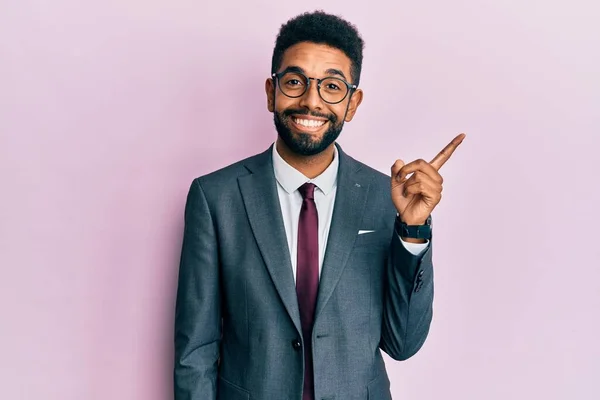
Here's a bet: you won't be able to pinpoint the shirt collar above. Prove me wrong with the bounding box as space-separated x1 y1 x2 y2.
272 141 339 196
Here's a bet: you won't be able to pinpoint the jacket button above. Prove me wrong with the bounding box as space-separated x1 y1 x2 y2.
415 281 424 292
292 339 302 350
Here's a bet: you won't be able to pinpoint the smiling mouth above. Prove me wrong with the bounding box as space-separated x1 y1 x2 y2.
291 117 328 131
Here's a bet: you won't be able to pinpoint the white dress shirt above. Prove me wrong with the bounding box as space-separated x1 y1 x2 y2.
272 142 429 283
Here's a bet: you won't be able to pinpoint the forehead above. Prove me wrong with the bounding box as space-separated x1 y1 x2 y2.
279 42 352 79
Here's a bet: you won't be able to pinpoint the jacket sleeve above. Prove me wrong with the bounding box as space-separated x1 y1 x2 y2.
380 226 434 361
174 179 221 400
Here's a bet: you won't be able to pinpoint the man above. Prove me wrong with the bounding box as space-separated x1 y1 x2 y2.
174 10 465 400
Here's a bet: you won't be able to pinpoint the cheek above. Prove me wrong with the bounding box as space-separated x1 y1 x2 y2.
331 105 348 122
274 95 296 112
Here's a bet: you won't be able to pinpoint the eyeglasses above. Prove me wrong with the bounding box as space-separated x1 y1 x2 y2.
272 71 357 104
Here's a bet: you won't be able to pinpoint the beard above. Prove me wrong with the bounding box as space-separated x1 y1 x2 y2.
273 107 345 156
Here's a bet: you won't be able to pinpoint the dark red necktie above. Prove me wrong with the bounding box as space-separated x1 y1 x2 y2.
296 182 319 400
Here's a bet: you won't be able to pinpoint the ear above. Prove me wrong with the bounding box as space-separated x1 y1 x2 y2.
265 77 275 112
344 89 363 122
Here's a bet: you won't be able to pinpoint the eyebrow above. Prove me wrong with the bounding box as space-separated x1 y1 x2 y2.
324 68 347 80
279 65 349 81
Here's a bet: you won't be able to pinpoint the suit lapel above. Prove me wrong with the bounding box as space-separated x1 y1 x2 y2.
238 145 302 334
238 143 369 332
315 143 370 321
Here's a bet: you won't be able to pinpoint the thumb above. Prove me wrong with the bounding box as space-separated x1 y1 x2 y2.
391 159 405 182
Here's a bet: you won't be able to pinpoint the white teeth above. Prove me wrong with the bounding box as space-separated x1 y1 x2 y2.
293 118 326 128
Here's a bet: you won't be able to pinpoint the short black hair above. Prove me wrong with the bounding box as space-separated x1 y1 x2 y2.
271 10 365 86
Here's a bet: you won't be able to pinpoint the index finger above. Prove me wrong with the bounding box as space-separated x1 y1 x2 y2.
430 133 466 170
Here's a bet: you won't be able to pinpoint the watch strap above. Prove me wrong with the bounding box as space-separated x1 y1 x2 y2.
395 215 432 240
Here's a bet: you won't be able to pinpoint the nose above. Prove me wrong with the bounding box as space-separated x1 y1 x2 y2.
298 79 324 111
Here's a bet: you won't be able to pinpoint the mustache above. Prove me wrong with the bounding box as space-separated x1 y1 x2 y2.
282 108 336 122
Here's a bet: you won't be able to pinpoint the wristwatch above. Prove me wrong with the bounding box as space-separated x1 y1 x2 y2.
395 214 432 240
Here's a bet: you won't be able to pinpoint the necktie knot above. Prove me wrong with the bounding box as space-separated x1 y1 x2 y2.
298 182 316 200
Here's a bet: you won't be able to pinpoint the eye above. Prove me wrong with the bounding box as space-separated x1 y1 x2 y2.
286 79 304 86
321 78 345 92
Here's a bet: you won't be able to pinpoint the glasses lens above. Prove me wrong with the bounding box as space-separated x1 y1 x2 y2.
279 72 308 98
319 77 349 103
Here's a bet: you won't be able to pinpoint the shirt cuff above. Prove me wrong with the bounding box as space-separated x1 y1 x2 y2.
398 234 429 256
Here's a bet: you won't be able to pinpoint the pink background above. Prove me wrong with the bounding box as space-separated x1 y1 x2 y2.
1 1 599 399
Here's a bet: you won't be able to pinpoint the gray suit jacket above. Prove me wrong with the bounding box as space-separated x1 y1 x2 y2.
174 142 434 400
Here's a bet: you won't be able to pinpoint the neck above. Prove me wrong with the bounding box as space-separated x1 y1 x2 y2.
275 138 335 179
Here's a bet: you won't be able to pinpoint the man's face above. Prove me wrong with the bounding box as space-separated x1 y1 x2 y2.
265 42 363 156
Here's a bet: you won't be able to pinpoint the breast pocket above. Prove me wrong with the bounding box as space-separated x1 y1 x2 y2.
353 231 388 248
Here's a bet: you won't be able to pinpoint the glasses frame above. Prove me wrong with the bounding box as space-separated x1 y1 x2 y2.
272 71 358 105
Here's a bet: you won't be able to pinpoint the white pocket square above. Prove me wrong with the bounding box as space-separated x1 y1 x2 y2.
358 230 376 235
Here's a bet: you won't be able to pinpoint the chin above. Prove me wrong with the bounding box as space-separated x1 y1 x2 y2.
274 113 342 156
293 130 325 142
